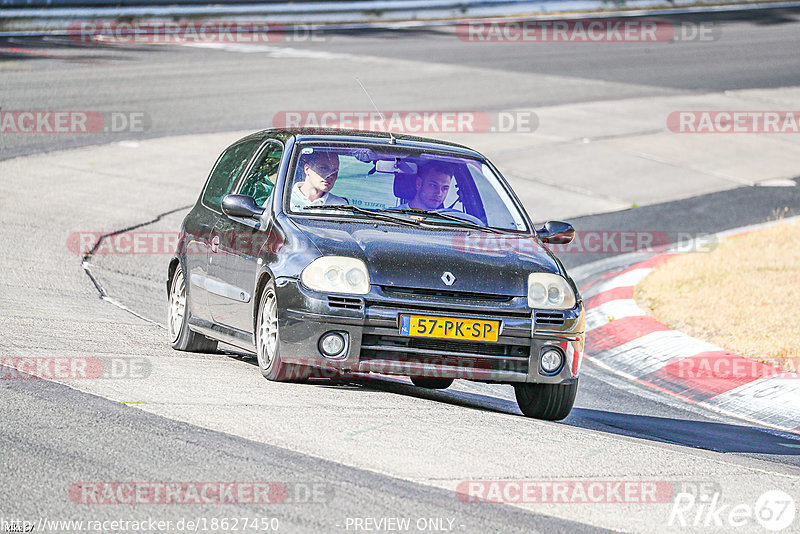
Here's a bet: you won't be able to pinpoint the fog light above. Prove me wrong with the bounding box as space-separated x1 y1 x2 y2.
319 332 346 358
540 348 564 375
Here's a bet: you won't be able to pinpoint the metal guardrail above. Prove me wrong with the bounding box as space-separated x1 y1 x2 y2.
0 0 547 7
0 0 324 5
1 0 572 16
0 0 791 33
0 0 615 20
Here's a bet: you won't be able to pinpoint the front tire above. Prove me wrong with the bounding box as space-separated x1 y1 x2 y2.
168 264 218 353
410 377 454 389
514 380 578 421
256 281 310 382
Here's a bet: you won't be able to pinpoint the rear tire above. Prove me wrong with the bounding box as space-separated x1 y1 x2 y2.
168 264 218 353
514 380 578 421
410 377 454 390
256 280 310 382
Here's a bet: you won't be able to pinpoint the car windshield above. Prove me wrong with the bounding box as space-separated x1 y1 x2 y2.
285 143 529 232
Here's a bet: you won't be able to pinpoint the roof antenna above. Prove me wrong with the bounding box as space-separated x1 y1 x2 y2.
356 77 396 145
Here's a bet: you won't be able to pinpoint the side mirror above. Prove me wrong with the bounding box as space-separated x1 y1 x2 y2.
221 194 265 219
536 221 575 244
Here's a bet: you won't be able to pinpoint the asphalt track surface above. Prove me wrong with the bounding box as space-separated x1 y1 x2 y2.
1 7 800 534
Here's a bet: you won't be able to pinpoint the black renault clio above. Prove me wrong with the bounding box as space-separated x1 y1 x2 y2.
167 128 585 420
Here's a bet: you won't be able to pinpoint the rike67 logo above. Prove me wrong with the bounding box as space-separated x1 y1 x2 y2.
669 484 796 531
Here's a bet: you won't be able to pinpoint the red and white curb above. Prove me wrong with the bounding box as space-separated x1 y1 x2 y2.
579 218 800 435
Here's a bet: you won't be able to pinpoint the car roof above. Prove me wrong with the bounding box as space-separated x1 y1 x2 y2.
237 128 485 158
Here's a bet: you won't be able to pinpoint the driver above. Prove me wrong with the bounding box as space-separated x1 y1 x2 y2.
404 162 452 211
291 151 348 210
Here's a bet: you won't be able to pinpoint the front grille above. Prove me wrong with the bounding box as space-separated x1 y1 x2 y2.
535 311 565 326
381 285 513 302
364 334 528 356
366 300 530 318
328 296 363 310
360 334 529 374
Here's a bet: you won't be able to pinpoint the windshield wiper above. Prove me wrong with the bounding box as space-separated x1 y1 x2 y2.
380 207 505 234
302 204 421 226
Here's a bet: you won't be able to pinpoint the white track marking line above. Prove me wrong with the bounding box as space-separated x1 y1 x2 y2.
585 299 645 331
582 267 654 300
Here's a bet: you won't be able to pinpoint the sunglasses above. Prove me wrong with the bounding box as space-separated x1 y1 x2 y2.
309 164 339 177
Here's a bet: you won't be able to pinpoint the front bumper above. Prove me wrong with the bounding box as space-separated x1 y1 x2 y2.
274 277 585 384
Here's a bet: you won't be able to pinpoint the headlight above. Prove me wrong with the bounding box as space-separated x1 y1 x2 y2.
527 273 576 310
301 257 370 295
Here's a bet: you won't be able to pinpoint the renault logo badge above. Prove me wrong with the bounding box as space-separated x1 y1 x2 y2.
441 271 456 286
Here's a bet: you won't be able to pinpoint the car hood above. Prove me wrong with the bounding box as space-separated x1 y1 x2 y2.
290 218 562 296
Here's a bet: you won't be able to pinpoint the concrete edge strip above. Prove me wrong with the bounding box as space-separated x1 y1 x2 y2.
80 204 191 330
578 215 800 435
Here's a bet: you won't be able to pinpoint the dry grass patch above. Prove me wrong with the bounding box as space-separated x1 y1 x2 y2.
635 220 800 372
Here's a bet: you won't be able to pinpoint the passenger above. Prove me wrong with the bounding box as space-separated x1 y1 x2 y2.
403 162 452 211
291 151 348 210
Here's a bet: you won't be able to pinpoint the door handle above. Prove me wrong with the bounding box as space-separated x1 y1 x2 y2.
211 235 220 253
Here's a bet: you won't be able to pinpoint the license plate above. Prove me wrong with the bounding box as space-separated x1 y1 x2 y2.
398 314 501 342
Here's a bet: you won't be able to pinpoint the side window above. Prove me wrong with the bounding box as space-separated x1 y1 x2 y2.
240 141 283 207
202 139 261 210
